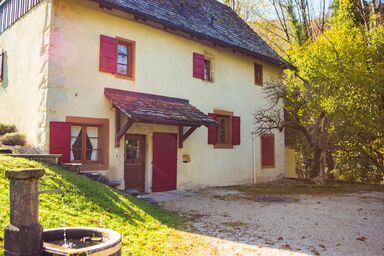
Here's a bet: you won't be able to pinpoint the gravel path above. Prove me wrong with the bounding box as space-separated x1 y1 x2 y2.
161 189 384 256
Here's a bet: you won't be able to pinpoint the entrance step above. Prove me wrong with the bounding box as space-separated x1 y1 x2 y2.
138 190 194 203
123 189 140 197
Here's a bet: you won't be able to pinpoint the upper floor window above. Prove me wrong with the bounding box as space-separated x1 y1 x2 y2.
100 35 135 80
204 59 211 81
193 52 213 82
254 63 263 85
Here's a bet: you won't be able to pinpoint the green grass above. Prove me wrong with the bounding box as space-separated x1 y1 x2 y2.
231 178 384 196
0 155 201 255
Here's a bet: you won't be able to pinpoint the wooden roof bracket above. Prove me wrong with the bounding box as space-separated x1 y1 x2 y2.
178 125 200 148
115 107 135 147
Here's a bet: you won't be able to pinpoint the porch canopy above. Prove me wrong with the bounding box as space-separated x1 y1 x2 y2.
104 88 217 148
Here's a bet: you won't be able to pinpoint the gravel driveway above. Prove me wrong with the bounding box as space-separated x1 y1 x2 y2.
161 189 384 256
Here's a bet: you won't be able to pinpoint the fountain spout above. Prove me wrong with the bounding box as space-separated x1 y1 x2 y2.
39 189 64 196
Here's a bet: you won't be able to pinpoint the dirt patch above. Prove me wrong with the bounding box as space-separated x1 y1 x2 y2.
161 188 384 256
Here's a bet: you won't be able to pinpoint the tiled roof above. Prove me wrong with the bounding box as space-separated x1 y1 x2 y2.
95 0 290 68
104 88 217 127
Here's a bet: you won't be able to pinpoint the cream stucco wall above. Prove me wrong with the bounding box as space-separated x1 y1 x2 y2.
285 147 297 178
0 1 52 149
0 0 287 189
44 0 285 191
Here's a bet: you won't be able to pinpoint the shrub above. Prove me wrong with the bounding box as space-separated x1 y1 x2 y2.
1 133 26 146
0 124 17 135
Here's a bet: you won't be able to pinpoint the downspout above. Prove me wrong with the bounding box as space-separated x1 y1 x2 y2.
252 132 257 184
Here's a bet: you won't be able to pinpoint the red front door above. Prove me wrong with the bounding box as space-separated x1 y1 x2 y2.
124 134 146 192
152 133 177 192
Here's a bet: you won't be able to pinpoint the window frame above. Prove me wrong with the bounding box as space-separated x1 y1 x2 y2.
254 63 263 86
115 37 136 81
70 125 101 164
66 116 109 171
214 110 233 149
260 133 275 169
204 58 213 82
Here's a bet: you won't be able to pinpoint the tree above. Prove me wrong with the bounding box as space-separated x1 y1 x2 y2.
254 0 384 183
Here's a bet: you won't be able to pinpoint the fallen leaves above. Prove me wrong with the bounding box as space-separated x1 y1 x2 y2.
356 236 367 242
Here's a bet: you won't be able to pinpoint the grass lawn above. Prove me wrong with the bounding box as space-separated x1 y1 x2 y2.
0 155 203 255
231 178 384 196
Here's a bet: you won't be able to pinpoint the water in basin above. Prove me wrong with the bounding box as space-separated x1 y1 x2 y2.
46 237 105 249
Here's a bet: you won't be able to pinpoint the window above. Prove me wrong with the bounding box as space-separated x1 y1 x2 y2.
216 115 231 146
254 63 263 85
71 126 100 162
66 117 109 170
116 39 135 79
204 59 212 81
208 111 241 148
193 52 214 82
261 134 275 168
99 35 135 80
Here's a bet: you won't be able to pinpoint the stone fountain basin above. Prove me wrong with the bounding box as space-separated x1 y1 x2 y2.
43 227 122 256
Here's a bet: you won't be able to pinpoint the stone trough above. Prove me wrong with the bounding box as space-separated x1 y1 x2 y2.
3 168 122 256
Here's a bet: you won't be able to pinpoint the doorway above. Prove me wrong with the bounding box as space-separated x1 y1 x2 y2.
124 134 146 192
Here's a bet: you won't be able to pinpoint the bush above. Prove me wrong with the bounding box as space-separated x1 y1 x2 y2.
0 124 17 135
1 133 26 146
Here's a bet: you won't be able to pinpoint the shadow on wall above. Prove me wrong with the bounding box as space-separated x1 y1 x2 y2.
1 51 9 90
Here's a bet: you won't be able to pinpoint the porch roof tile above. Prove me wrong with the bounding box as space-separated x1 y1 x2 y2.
104 88 217 127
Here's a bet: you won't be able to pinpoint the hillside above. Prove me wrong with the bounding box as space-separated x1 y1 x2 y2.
0 155 201 255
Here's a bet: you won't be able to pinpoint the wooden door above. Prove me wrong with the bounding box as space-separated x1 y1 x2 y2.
152 133 177 192
124 134 146 192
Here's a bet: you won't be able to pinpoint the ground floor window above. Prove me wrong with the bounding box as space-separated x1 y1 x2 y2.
71 126 100 162
216 114 232 147
66 117 109 170
261 134 275 168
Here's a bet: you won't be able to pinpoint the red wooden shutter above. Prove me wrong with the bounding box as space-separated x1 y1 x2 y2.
261 134 275 168
99 35 117 74
254 63 263 85
208 113 217 145
232 116 241 145
193 53 205 79
0 49 4 81
50 122 71 163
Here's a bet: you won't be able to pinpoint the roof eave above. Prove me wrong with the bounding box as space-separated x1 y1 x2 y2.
93 0 295 69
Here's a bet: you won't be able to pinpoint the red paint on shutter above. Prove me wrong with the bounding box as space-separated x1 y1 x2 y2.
193 52 205 79
50 122 71 163
99 35 117 74
261 134 275 168
208 113 217 145
232 116 241 145
152 133 177 192
0 49 4 81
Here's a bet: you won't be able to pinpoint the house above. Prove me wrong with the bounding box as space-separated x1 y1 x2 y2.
0 0 291 192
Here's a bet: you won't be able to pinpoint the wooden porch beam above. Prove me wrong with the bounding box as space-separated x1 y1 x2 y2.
178 125 200 148
115 118 135 147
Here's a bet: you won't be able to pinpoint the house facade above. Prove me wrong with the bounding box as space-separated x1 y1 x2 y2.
0 0 291 192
